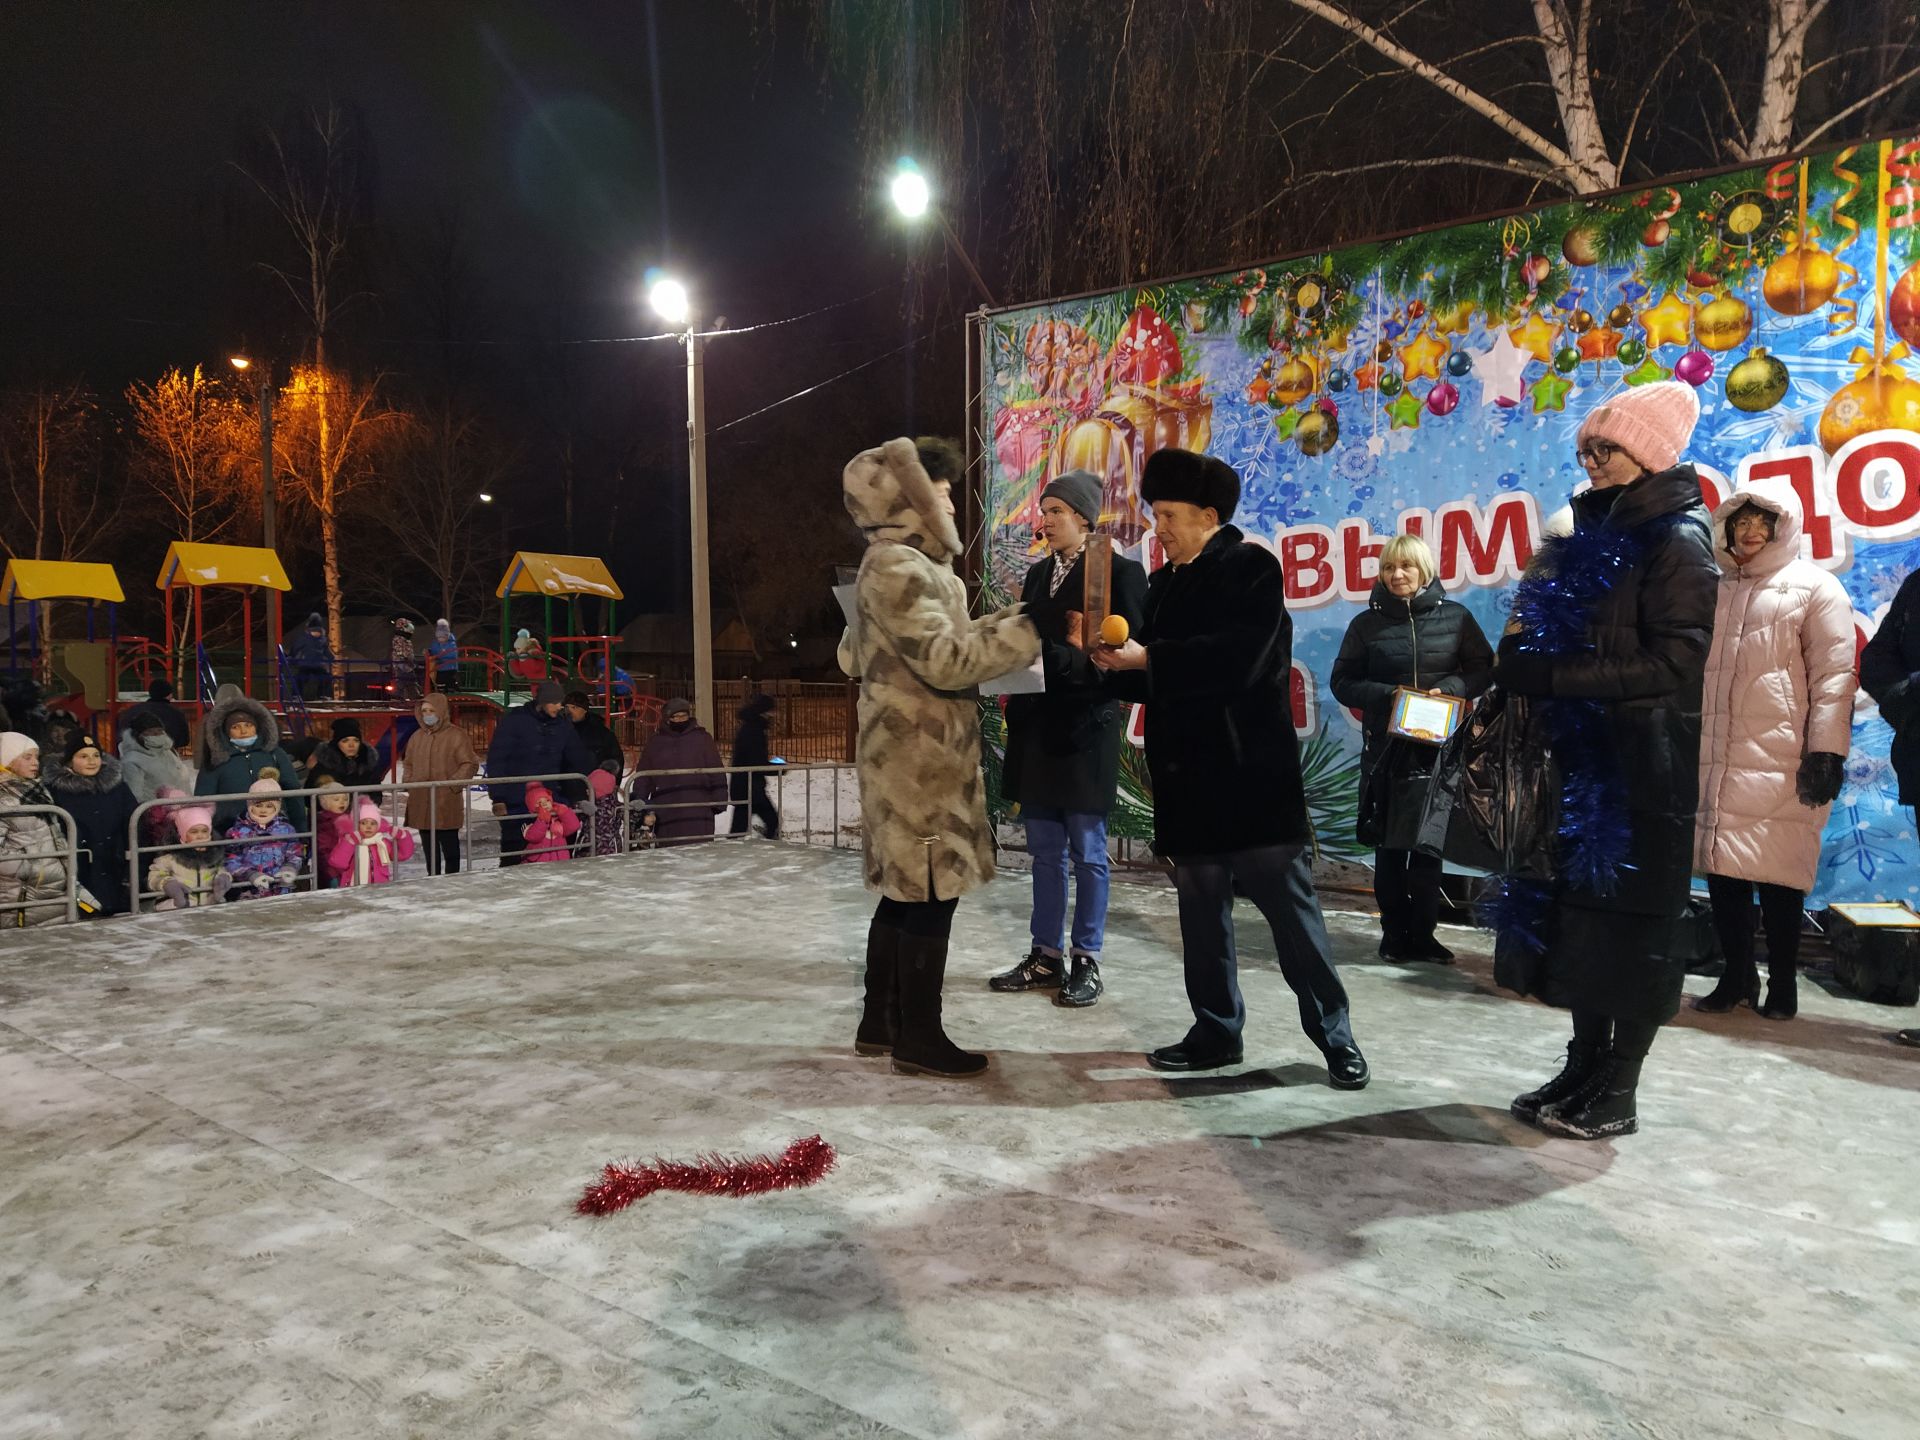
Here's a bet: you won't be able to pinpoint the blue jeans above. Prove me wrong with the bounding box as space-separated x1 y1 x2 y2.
1024 807 1110 958
1170 843 1354 1056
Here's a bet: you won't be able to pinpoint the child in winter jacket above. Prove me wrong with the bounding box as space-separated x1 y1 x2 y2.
328 798 415 887
521 782 580 862
223 772 306 899
312 780 355 887
587 769 620 856
149 804 231 909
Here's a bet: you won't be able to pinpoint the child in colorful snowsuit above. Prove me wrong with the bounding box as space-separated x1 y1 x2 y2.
149 804 231 909
588 769 621 856
521 782 580 862
223 772 306 899
313 780 356 888
328 797 415 887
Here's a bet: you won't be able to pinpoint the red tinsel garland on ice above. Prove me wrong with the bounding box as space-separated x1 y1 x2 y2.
576 1134 836 1216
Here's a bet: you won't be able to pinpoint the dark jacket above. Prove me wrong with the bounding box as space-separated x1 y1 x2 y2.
44 754 139 915
1003 546 1149 815
485 701 593 808
1331 577 1493 847
635 722 727 843
288 624 333 673
310 739 386 792
193 693 308 830
572 708 626 779
1862 567 1920 804
1497 465 1717 1023
728 694 775 803
1101 526 1309 857
120 696 191 751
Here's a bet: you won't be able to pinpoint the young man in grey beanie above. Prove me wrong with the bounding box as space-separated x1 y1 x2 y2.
990 470 1148 1006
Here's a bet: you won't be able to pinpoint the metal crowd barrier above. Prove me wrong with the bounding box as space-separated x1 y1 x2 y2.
1 804 82 928
618 762 857 851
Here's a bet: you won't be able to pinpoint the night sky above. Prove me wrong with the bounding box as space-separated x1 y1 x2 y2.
1 2 956 618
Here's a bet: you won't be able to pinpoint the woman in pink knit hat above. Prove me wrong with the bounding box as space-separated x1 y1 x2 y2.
1489 381 1719 1140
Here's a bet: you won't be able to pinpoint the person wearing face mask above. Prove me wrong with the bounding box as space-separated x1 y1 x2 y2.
485 680 593 865
193 691 307 831
120 679 192 751
1490 381 1717 1140
2 732 75 925
1690 481 1855 1021
118 713 194 808
402 692 479 875
633 698 728 845
1331 532 1493 963
1092 448 1370 1091
44 732 139 915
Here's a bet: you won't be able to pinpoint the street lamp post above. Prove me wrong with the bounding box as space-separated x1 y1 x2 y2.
649 276 714 734
228 355 276 553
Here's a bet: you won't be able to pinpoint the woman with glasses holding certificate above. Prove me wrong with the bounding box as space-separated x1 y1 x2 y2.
1331 533 1492 964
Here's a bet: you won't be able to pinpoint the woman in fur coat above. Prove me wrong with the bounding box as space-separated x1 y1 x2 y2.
45 733 139 915
837 436 1040 1078
1 732 73 926
1491 383 1718 1140
1690 480 1855 1020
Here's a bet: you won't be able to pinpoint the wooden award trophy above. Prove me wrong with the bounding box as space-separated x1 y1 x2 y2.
1081 535 1113 642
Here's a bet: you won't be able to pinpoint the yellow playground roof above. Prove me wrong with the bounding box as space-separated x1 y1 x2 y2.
496 552 624 600
156 542 292 591
1 559 126 604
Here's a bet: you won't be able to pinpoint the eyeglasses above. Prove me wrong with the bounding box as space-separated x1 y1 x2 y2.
1575 441 1621 467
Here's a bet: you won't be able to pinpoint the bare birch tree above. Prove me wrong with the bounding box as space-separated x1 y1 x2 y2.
0 382 108 562
126 366 257 545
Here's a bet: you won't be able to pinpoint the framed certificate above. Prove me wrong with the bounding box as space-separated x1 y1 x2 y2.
1388 687 1466 745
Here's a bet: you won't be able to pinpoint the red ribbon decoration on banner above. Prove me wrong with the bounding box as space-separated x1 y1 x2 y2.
1887 139 1920 231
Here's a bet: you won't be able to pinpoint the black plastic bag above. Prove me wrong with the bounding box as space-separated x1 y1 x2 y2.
1413 687 1556 879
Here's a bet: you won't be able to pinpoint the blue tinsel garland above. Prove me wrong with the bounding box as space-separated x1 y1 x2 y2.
1479 510 1687 952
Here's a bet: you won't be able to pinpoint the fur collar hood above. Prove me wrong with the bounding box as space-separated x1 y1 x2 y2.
43 753 126 794
842 437 962 564
200 694 281 767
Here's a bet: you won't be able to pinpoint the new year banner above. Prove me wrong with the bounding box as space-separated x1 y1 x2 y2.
980 137 1920 906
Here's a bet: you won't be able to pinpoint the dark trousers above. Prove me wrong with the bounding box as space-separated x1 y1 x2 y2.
729 776 780 838
1170 843 1355 1056
1706 873 1805 976
498 817 527 867
425 829 461 875
1374 846 1443 948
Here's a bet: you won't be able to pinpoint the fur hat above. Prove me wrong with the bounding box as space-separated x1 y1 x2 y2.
1140 448 1241 523
1577 381 1700 474
0 731 38 770
173 804 215 841
1041 470 1103 526
330 717 363 742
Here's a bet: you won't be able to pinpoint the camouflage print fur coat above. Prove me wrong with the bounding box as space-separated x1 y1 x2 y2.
838 438 1039 902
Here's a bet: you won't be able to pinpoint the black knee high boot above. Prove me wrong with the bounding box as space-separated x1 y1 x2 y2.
891 933 988 1078
1540 1018 1657 1140
1759 892 1803 1021
855 919 900 1056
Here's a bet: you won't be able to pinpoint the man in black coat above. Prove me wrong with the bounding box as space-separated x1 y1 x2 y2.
1094 449 1367 1088
1862 566 1920 1050
990 469 1148 1007
727 692 780 838
486 681 593 865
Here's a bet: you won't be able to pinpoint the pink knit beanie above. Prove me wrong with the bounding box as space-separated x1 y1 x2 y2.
173 804 215 842
1576 381 1700 473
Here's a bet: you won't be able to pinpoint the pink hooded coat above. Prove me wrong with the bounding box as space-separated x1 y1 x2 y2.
1693 478 1857 891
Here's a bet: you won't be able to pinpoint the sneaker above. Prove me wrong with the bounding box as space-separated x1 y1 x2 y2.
1054 956 1103 1007
988 948 1065 992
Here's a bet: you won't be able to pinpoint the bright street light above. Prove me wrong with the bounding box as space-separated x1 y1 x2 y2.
478 492 494 504
889 159 930 218
228 354 251 372
648 275 690 327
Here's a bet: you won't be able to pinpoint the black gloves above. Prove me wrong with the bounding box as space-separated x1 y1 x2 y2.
1493 648 1554 697
1796 751 1846 807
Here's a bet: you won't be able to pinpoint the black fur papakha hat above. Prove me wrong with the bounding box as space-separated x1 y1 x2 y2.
1140 448 1240 523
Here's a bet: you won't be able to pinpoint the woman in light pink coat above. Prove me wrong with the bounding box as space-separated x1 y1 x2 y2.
1692 478 1856 1020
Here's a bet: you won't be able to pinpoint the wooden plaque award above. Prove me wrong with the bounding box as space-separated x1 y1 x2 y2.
1081 537 1113 638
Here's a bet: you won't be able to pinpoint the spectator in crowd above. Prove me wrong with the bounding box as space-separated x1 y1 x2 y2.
1093 449 1369 1092
312 781 355 888
586 768 620 856
328 797 414 887
44 732 138 916
837 436 1040 1078
1491 382 1717 1140
402 693 478 875
566 688 625 856
312 717 385 793
0 677 44 745
222 773 306 900
520 783 580 861
389 617 419 701
194 691 308 831
427 618 460 691
508 629 547 681
634 697 728 846
282 734 320 785
118 711 194 809
120 679 191 751
288 612 334 701
1861 563 1920 1049
1330 531 1493 964
1692 482 1855 1022
993 469 1148 1008
728 692 781 840
149 804 229 909
43 709 83 762
1 731 72 927
486 680 592 866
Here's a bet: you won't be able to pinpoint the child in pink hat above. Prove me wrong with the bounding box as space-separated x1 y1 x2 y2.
521 782 581 863
148 803 230 909
327 797 415 887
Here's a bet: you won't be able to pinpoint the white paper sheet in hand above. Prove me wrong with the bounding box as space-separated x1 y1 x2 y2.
979 655 1045 696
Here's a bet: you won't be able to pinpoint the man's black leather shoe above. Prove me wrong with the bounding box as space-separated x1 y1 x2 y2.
1146 1042 1243 1072
1326 1045 1371 1090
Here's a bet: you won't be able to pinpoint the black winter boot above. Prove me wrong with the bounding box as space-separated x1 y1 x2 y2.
1054 956 1103 1007
1759 962 1799 1021
1692 957 1761 1013
1510 1041 1605 1125
854 921 899 1056
1538 1051 1643 1140
892 933 989 1078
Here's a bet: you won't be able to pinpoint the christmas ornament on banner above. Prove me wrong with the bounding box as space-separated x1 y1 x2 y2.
1887 139 1920 347
1818 138 1920 453
1726 348 1790 412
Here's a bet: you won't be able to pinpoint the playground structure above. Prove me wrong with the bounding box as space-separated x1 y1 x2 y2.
155 541 292 710
1 559 140 735
494 552 650 725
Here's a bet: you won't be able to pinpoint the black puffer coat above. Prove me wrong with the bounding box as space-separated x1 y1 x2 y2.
1497 465 1717 1023
1102 526 1309 857
1330 578 1493 846
1002 546 1149 815
44 754 139 915
1861 567 1920 804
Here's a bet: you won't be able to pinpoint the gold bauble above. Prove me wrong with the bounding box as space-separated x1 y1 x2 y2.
1725 348 1789 413
1818 370 1920 455
1694 295 1753 352
1272 357 1318 405
1295 408 1338 457
1762 245 1839 316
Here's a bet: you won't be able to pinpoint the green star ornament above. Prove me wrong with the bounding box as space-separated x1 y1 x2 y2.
1272 407 1301 439
1623 355 1674 386
1386 388 1424 429
1531 372 1573 413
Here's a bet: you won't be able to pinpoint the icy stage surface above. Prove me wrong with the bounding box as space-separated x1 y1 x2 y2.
4 845 1918 1439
